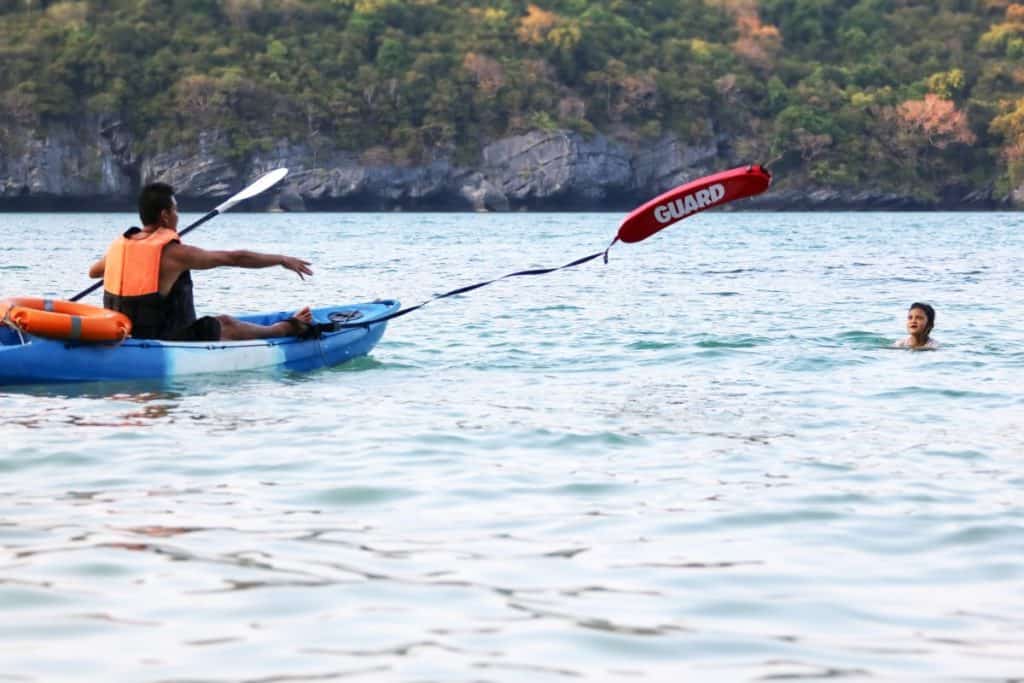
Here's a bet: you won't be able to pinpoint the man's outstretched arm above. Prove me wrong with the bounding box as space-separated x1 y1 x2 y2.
165 243 313 279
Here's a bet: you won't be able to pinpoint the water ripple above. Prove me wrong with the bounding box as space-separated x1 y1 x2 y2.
1 211 1022 681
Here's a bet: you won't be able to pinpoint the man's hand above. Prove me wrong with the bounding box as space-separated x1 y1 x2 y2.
281 256 313 280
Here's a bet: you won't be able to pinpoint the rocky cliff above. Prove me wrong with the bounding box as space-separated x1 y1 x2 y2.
0 119 1014 211
0 117 137 209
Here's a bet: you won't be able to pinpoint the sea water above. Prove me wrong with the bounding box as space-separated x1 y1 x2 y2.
0 211 1022 681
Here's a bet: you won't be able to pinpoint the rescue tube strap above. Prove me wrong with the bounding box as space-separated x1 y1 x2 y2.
335 247 611 329
332 164 770 331
69 315 82 341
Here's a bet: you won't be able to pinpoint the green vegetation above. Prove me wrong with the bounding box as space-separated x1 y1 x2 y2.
2 0 1023 194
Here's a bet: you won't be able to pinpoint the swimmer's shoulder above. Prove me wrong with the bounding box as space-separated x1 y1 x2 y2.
891 337 939 350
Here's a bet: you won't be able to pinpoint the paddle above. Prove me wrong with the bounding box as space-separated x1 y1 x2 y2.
70 168 290 302
332 164 773 329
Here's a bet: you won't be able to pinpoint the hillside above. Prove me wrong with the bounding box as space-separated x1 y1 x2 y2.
1 0 1022 209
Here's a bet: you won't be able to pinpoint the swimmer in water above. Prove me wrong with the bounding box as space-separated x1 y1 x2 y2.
893 302 937 349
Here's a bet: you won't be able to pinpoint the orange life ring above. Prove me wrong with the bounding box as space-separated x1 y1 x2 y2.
0 297 131 342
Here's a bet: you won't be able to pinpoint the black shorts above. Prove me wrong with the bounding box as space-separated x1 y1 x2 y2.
163 316 222 342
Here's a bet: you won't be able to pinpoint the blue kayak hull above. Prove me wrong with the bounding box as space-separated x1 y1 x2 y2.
0 300 398 386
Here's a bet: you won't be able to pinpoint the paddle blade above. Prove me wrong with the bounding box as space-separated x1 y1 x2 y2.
214 168 289 214
617 164 771 244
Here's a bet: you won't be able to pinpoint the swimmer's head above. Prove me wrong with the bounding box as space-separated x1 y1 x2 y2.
907 302 935 337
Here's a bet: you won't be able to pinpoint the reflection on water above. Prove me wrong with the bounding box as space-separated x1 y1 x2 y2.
1 212 1023 681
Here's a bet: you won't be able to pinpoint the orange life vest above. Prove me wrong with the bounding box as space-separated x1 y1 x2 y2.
103 227 178 297
103 227 199 339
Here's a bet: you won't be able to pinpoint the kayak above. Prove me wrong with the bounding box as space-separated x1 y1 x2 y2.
0 300 399 386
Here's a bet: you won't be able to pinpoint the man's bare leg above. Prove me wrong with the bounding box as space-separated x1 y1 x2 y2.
217 307 313 341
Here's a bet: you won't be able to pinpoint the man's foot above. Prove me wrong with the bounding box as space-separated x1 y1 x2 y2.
282 307 314 338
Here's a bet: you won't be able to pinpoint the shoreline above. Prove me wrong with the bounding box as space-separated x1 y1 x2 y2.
0 199 1014 213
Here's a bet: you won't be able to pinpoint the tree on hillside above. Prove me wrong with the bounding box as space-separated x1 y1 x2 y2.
990 98 1024 189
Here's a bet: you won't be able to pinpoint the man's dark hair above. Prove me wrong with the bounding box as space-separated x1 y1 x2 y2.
138 182 176 225
909 302 935 332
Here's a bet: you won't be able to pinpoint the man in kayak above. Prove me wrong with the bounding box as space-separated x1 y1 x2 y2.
893 302 937 349
88 182 314 341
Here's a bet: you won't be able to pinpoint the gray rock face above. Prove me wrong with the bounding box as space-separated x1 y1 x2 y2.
141 131 239 199
0 118 135 205
0 122 1016 210
632 135 719 194
749 185 1006 210
482 130 633 207
457 171 509 212
270 186 307 213
250 142 472 210
281 161 458 209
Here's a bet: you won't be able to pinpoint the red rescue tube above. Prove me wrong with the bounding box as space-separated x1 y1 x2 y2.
617 164 771 244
